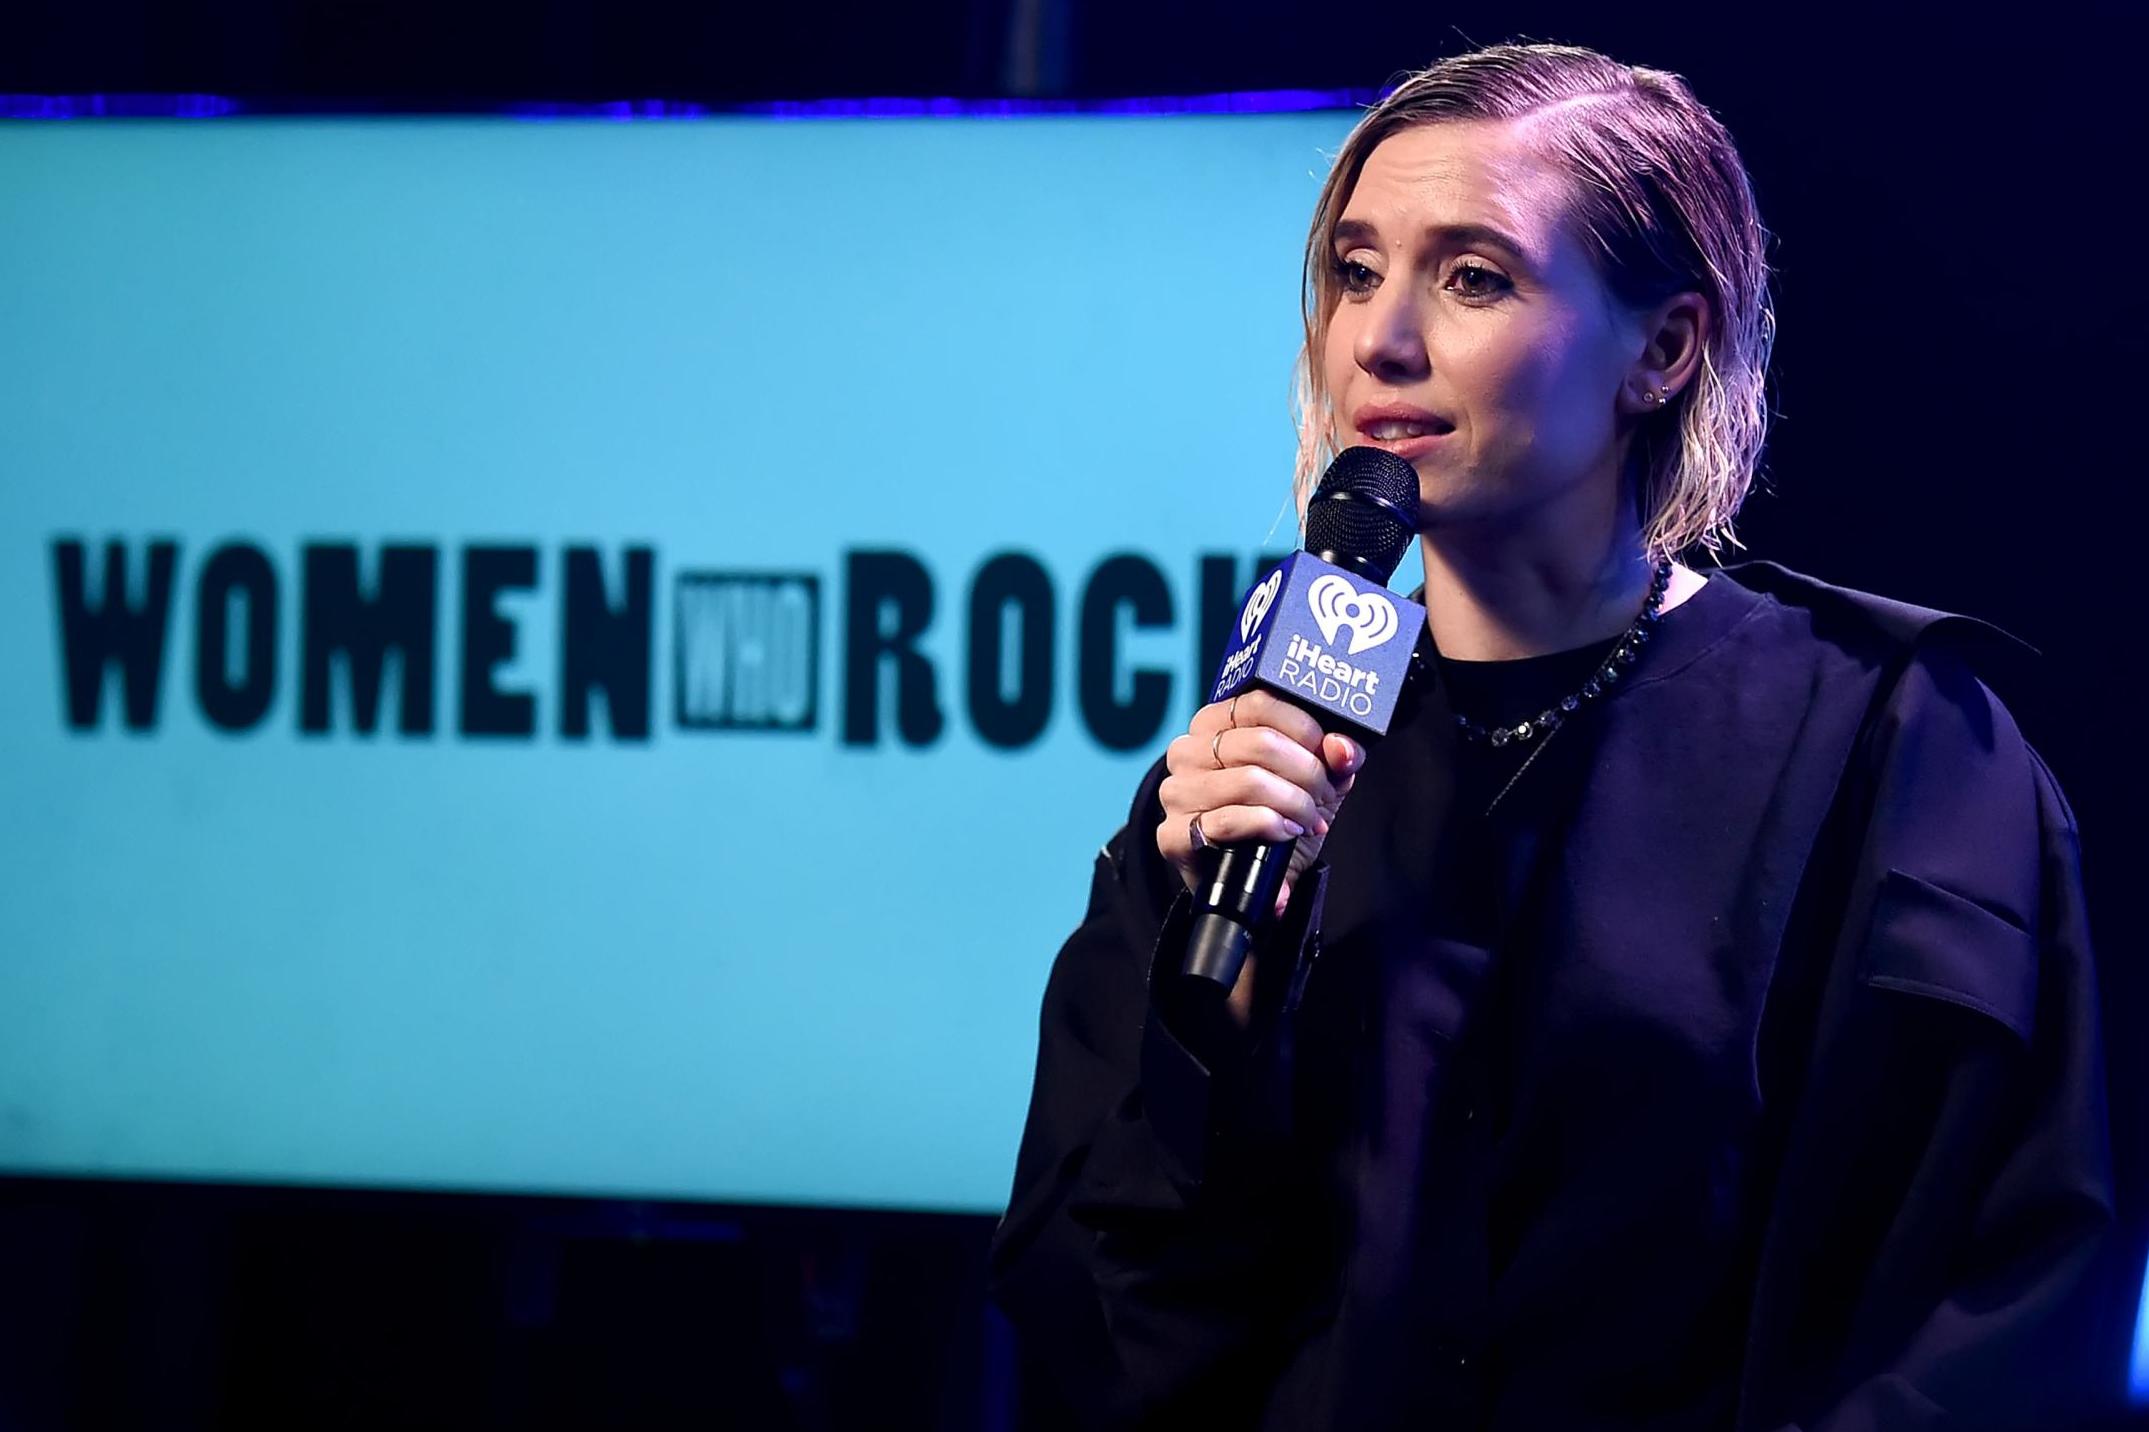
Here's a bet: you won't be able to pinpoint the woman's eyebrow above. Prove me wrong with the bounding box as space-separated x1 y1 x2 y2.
1331 217 1534 264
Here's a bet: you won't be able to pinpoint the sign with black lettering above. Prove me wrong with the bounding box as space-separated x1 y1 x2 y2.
675 572 820 732
0 110 1371 1216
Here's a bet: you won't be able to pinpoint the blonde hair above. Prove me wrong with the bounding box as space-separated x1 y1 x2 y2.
1294 43 1776 560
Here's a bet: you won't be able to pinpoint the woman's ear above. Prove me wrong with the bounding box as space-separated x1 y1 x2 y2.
1624 290 1711 413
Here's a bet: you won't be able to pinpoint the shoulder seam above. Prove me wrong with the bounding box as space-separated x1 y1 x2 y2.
1620 589 1781 696
2024 744 2081 839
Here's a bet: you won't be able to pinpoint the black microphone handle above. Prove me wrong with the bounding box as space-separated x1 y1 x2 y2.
1181 833 1298 992
1175 446 1421 996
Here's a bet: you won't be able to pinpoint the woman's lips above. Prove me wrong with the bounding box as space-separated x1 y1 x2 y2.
1350 404 1454 462
1352 426 1452 461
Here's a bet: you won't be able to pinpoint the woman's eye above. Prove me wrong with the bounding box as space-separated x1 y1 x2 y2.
1333 257 1380 296
1445 262 1512 300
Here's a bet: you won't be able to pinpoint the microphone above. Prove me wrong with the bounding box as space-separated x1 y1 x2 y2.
1182 447 1424 992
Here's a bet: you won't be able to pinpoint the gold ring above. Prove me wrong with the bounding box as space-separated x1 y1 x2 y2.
1209 730 1227 768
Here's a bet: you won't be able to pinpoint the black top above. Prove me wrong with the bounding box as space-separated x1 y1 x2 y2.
1434 631 1621 821
989 563 2116 1431
1298 594 1723 1427
1434 632 1623 728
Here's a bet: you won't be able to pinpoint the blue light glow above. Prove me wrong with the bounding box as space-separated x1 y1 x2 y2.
1 93 239 119
0 107 1362 1213
505 99 713 120
2131 1243 2149 1402
736 88 1374 119
2 89 1374 122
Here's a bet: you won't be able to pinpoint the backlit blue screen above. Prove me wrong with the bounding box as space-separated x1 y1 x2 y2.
0 111 1364 1212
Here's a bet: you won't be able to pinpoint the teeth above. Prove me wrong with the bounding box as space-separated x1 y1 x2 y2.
1367 420 1437 439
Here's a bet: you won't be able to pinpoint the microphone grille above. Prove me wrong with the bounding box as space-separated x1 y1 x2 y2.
1304 447 1420 583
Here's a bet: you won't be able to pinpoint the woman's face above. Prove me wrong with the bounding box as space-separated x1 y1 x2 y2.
1321 119 1659 536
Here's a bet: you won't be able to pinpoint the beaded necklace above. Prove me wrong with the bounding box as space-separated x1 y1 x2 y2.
1449 559 1673 749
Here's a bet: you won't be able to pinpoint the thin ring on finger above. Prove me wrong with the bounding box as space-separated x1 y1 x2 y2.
1228 693 1242 730
1188 811 1211 854
1209 729 1227 769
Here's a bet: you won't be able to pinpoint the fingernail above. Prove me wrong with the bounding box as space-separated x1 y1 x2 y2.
1283 820 1304 837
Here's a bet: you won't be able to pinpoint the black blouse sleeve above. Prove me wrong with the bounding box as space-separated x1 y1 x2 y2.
1737 647 2120 1431
987 756 1330 1427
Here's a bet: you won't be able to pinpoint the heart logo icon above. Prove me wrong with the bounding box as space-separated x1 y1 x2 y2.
1308 574 1400 655
1239 570 1283 642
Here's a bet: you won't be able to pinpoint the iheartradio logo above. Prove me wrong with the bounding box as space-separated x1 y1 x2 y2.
1238 569 1283 641
1308 575 1400 655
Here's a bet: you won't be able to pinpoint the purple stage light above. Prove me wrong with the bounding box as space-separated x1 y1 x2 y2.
1 92 240 119
1 88 1378 121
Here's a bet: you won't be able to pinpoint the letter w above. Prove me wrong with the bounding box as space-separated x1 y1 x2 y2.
52 538 178 731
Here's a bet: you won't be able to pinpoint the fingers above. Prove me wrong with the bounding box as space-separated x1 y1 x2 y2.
1196 801 1307 847
1164 757 1329 833
1170 725 1340 808
1322 730 1367 787
1155 802 1306 871
1156 694 1374 891
1190 691 1326 758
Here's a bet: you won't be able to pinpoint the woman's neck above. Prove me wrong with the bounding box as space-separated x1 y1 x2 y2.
1418 516 1703 661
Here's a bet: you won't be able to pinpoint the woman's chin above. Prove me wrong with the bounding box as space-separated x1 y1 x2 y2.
1406 477 1495 529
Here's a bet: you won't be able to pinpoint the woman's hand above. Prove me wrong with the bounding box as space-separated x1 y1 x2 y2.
1155 691 1366 918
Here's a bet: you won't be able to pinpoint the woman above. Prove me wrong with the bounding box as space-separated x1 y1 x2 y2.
989 43 2114 1431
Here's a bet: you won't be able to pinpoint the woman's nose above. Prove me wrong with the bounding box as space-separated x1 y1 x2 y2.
1353 286 1430 384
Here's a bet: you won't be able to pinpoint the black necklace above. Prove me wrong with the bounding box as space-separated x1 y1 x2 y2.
1449 559 1673 748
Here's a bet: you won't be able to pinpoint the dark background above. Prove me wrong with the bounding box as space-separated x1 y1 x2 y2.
3 2 2144 1427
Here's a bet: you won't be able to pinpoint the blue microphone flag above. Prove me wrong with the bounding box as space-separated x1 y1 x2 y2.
1208 552 1425 737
